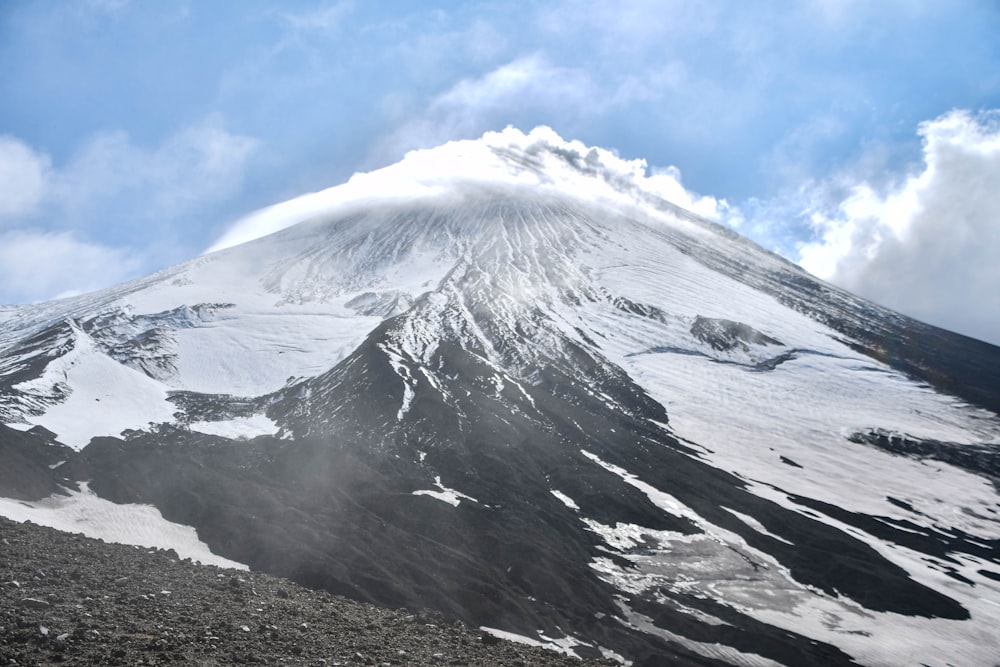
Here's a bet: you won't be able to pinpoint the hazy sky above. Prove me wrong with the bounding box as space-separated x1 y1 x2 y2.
1 1 999 344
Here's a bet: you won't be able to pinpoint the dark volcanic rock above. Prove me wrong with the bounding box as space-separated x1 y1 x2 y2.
0 516 613 666
848 429 1000 482
0 424 83 501
689 316 782 352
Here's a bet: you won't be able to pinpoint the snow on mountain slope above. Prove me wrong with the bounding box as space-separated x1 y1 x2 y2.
6 320 177 448
2 127 999 666
558 216 1000 527
253 180 999 663
0 203 465 442
0 482 245 569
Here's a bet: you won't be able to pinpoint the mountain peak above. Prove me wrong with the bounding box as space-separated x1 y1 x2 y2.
3 127 1000 665
209 126 723 252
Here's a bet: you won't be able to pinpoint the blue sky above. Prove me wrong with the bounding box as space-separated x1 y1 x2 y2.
2 0 1000 343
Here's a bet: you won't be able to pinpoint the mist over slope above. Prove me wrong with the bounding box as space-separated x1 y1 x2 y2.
1 128 999 666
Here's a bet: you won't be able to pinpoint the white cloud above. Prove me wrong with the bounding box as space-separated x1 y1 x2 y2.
798 109 1000 345
375 55 598 161
0 120 258 304
646 165 732 221
0 230 141 304
209 125 734 252
0 136 51 222
55 120 259 222
537 0 720 50
433 55 592 118
275 1 353 33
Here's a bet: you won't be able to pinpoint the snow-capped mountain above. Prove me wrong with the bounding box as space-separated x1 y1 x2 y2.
2 128 999 666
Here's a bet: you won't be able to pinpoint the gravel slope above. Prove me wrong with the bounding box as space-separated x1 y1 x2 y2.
0 517 616 666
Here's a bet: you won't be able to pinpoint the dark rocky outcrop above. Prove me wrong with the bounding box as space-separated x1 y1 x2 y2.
0 424 84 501
689 316 782 352
849 429 1000 483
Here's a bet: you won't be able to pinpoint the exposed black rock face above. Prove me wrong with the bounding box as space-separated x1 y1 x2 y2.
786 493 1000 570
0 424 83 501
629 592 862 667
166 390 269 425
779 455 802 468
690 316 782 352
786 495 998 590
849 429 1000 482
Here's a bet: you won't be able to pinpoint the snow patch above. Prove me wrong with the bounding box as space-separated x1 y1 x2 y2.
479 626 627 664
722 506 794 546
188 414 278 439
581 519 657 552
412 476 479 507
550 489 579 510
0 483 246 569
581 450 702 524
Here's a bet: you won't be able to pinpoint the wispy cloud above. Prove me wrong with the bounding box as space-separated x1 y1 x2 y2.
274 1 354 34
374 55 598 163
0 136 51 221
0 229 141 303
0 118 258 303
55 120 259 229
433 55 595 123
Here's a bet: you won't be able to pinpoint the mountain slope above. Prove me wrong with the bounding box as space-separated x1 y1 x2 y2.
0 515 617 666
1 128 999 666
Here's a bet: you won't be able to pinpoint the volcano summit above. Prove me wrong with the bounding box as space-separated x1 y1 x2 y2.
1 128 999 666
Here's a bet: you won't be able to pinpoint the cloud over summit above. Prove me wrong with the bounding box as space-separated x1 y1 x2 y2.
208 126 727 252
1 2 997 342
